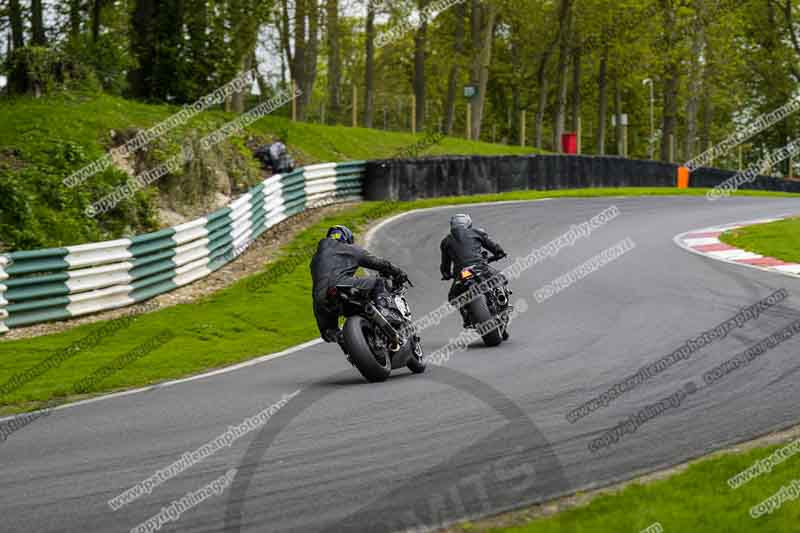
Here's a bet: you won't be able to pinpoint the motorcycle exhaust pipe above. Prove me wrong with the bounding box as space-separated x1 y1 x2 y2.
366 304 404 349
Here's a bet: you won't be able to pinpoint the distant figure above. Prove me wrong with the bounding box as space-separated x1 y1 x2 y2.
255 140 295 174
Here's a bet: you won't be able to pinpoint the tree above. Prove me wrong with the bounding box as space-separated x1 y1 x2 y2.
280 0 320 120
552 0 573 151
326 0 341 123
128 0 157 99
443 2 466 134
413 0 430 130
32 0 46 45
364 4 376 127
659 0 682 161
469 0 497 140
9 0 22 50
69 0 83 40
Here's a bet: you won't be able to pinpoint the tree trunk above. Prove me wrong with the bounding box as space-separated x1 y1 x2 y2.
510 32 522 143
254 52 269 100
229 1 259 113
69 0 82 40
9 0 24 50
660 0 680 162
129 0 157 99
685 21 703 161
552 0 573 151
700 32 714 154
186 0 208 98
304 0 320 118
91 0 104 42
614 73 623 155
364 6 375 128
469 0 497 140
443 1 466 135
231 53 254 113
326 0 341 123
597 46 608 155
414 0 430 131
534 58 549 150
571 37 581 132
291 0 307 119
32 0 47 45
7 0 26 94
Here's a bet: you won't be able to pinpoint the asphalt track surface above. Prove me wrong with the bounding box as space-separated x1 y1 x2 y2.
3 196 800 533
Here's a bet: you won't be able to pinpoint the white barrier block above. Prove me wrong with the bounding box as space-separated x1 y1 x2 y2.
66 239 133 269
66 262 134 294
173 224 209 246
174 257 212 287
66 284 135 317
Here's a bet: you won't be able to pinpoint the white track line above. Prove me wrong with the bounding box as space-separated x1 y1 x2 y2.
674 213 800 280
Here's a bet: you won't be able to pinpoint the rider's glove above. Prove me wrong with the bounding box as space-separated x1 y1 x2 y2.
391 267 409 282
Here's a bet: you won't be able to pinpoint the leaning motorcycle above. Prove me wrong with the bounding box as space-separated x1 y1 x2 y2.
332 275 425 383
451 252 512 347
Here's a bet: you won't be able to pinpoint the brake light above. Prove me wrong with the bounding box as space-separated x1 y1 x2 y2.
460 269 474 280
327 287 338 297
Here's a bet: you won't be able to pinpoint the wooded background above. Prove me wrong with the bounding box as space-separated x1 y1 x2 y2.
1 0 799 168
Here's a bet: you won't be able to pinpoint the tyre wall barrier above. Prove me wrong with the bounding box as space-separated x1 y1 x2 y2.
363 154 800 200
0 161 365 335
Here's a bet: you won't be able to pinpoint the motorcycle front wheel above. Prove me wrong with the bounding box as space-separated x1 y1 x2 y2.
406 338 426 374
343 316 392 382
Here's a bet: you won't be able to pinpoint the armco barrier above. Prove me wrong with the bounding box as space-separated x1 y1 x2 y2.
0 162 365 334
4 154 798 335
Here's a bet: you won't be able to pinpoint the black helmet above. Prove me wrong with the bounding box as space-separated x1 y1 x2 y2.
450 213 472 230
327 225 354 244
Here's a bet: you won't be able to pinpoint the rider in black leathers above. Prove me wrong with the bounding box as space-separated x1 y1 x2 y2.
440 214 507 326
311 225 408 343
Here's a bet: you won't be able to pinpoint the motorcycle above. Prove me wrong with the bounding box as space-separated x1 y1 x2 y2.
451 251 513 347
332 275 425 383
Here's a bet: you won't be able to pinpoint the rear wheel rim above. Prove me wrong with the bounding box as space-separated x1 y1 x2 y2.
363 322 389 367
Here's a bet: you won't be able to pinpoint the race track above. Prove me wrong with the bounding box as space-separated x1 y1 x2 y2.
3 196 800 533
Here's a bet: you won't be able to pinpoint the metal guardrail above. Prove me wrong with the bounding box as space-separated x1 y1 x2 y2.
0 161 366 334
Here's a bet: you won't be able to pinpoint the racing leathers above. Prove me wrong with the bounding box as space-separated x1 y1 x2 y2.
310 238 406 342
440 227 507 323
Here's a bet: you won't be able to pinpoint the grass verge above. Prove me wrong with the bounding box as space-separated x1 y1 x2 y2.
0 187 798 413
720 217 800 264
467 436 800 533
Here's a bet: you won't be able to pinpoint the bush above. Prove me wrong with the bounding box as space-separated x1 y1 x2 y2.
5 46 101 97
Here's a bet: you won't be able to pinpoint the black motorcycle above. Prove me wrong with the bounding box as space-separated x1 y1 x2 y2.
451 252 512 347
333 275 425 382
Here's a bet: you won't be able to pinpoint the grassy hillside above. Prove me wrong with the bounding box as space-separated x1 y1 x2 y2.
0 93 535 251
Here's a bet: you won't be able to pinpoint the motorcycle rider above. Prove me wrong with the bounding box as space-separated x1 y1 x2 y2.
440 214 507 327
311 225 409 344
